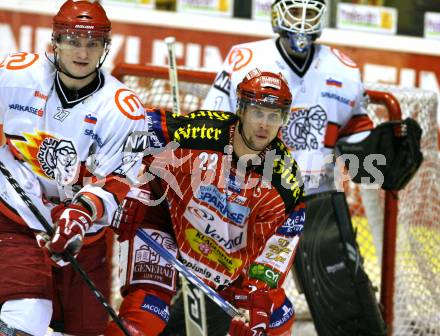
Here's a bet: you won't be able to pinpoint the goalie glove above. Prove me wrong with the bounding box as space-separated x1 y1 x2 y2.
37 203 92 267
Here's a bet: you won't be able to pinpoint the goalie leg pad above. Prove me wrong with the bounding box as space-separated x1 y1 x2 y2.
293 192 386 336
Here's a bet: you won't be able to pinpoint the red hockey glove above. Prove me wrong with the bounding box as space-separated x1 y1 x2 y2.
111 197 147 242
223 287 273 336
37 204 92 267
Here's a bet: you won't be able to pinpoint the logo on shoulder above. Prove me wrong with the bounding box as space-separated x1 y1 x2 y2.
227 47 253 72
115 88 145 121
213 70 231 95
330 47 358 68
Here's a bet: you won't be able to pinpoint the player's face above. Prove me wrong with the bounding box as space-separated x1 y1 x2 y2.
241 104 284 151
57 34 105 81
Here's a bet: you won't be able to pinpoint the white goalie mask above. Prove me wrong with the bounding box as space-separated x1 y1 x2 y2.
272 0 326 53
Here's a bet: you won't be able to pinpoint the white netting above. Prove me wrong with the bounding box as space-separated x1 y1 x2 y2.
114 67 440 335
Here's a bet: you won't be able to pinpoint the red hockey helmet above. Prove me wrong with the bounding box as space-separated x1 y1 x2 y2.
53 0 111 41
237 69 292 123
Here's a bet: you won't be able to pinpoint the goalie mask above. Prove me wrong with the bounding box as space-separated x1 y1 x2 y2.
272 0 326 53
51 0 111 79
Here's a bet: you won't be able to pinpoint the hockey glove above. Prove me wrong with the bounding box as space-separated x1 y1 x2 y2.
222 286 295 336
37 203 92 267
111 197 147 242
222 287 273 336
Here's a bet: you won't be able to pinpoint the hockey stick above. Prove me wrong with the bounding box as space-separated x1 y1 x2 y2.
135 228 242 318
165 36 181 115
0 161 131 336
164 36 209 335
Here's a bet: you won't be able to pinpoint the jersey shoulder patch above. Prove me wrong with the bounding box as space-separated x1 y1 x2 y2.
165 110 236 151
329 47 358 69
0 52 50 88
226 39 274 73
103 74 145 122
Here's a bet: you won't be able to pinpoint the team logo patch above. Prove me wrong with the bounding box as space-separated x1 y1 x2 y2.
0 52 39 70
11 132 78 183
115 88 145 120
281 105 327 151
140 295 170 323
227 47 253 72
54 107 70 122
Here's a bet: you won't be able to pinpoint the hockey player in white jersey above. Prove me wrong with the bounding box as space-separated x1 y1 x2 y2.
196 0 422 335
0 1 145 335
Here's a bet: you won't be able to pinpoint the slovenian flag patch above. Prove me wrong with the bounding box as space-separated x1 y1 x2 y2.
326 78 343 88
84 114 97 124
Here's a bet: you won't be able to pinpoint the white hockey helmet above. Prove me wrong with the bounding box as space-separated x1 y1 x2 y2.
272 0 326 53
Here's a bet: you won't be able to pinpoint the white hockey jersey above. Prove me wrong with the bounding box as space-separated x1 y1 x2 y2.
0 52 146 231
203 38 373 195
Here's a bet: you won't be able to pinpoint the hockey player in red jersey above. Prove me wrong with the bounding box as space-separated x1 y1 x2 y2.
0 1 145 335
201 1 422 335
106 70 306 336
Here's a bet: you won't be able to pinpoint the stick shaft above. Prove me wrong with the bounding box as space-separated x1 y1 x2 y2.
165 36 181 115
135 229 241 318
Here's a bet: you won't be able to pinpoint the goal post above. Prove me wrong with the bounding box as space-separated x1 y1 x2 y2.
111 63 440 336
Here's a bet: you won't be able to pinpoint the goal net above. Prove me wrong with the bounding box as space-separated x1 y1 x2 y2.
112 63 440 336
